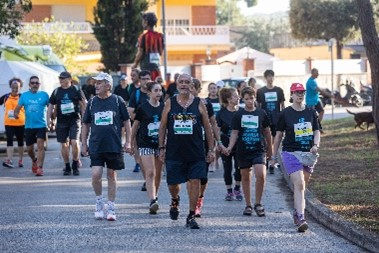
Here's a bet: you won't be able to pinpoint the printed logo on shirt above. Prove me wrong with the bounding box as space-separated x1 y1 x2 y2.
241 115 258 128
264 92 278 102
211 103 221 113
294 122 313 137
148 122 160 136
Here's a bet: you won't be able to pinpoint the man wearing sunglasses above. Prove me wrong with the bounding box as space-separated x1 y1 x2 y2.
47 71 87 176
14 76 49 176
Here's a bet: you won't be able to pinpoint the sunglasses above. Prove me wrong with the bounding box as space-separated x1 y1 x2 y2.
293 91 305 95
178 80 191 84
30 81 40 85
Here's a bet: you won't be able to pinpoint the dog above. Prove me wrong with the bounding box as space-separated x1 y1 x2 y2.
346 109 374 130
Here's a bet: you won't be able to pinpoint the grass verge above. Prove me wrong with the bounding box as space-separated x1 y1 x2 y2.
309 117 379 234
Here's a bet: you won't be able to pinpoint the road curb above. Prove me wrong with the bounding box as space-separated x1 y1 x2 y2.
279 159 379 253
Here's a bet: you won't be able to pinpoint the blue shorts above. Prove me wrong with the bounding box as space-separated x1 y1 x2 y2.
165 160 207 185
238 152 266 169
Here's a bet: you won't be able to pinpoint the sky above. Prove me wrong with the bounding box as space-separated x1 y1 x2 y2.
238 0 290 15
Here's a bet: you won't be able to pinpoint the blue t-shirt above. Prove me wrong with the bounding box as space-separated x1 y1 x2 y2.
18 90 49 129
305 77 319 106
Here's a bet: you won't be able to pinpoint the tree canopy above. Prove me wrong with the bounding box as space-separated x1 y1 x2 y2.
289 0 358 59
93 0 148 72
0 0 32 38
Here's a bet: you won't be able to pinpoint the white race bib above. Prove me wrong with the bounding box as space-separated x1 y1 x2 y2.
212 103 221 113
147 122 160 136
7 110 15 119
149 53 160 65
174 120 193 135
241 115 258 129
264 92 278 102
94 111 113 126
61 102 75 114
294 122 313 137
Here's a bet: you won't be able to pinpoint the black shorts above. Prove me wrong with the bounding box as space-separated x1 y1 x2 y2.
165 160 207 185
56 119 81 143
90 152 125 170
25 127 47 146
238 152 266 169
311 101 324 114
5 125 24 147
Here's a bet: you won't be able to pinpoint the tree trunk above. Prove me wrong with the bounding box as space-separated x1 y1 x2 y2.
336 39 343 59
355 0 379 145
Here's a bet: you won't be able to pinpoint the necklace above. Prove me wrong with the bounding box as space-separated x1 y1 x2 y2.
177 95 193 112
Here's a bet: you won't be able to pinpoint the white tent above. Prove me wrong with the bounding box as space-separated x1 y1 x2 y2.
0 60 60 133
216 47 278 75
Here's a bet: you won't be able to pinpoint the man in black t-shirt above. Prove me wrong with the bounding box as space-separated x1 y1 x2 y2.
164 73 180 101
114 74 130 103
47 71 87 176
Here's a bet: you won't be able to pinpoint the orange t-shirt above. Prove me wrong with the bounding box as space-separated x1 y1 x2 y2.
0 93 25 126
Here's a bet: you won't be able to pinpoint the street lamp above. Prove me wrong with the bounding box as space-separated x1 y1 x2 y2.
328 39 335 120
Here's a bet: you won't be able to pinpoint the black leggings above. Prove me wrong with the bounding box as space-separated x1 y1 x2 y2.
221 152 241 186
5 125 24 147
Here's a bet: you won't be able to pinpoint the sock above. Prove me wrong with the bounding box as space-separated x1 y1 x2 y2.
227 188 233 193
234 185 240 191
199 195 204 198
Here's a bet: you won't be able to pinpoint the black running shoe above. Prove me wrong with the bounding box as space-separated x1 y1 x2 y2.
72 160 80 176
169 197 180 220
186 216 200 229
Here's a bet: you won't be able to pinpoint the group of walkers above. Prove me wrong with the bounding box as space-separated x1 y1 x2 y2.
1 11 322 232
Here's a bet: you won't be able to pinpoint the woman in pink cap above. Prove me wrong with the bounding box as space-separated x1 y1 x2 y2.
271 82 321 233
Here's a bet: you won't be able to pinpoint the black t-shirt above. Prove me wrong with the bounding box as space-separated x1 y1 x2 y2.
206 97 220 116
231 108 270 160
276 106 319 152
49 86 83 123
256 86 285 126
166 83 178 98
83 95 130 154
82 84 96 100
114 85 130 102
216 107 239 148
134 101 164 149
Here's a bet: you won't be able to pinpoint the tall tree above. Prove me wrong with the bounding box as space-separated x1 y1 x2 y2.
355 0 379 144
93 0 148 72
216 0 248 25
0 0 32 38
289 0 358 59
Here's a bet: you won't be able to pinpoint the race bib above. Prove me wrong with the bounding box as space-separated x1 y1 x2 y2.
212 103 221 113
7 110 15 119
174 120 193 135
264 92 278 102
94 111 113 126
147 122 160 136
61 102 75 114
241 115 258 129
294 122 313 137
149 53 160 65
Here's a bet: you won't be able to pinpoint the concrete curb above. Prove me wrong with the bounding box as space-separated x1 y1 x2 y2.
279 158 379 253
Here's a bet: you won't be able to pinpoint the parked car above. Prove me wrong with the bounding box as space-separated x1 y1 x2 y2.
221 77 265 89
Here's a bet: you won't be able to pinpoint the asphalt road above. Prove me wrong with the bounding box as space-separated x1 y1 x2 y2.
0 138 367 253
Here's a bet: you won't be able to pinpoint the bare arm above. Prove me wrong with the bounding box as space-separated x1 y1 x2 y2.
200 102 215 163
14 105 23 119
130 120 140 151
132 47 143 68
310 130 321 154
81 123 90 156
47 104 54 128
226 130 239 152
263 127 273 159
158 99 170 162
123 119 132 153
127 107 136 121
272 131 283 159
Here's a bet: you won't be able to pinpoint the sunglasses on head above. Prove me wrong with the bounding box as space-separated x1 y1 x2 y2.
30 81 40 85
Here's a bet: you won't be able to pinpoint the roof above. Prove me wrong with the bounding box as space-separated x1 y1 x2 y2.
216 46 277 64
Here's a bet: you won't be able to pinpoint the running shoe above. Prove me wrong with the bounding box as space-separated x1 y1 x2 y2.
35 167 44 176
31 159 38 174
268 165 275 174
149 199 159 214
72 160 80 176
254 203 265 217
141 182 147 191
243 206 253 216
194 197 204 217
95 198 105 219
18 159 23 168
297 214 308 232
106 201 116 221
3 160 14 168
293 209 299 226
186 215 200 229
169 197 180 220
225 192 234 201
234 189 243 201
133 163 140 172
63 163 71 176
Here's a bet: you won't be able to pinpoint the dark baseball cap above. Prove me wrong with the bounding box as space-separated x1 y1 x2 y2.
59 71 72 79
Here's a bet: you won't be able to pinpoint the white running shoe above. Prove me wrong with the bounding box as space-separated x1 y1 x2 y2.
106 202 116 221
94 198 105 220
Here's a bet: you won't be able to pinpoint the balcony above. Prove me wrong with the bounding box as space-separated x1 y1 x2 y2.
22 22 230 46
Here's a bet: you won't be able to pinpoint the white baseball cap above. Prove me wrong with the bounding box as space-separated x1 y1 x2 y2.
93 72 113 84
216 80 225 88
